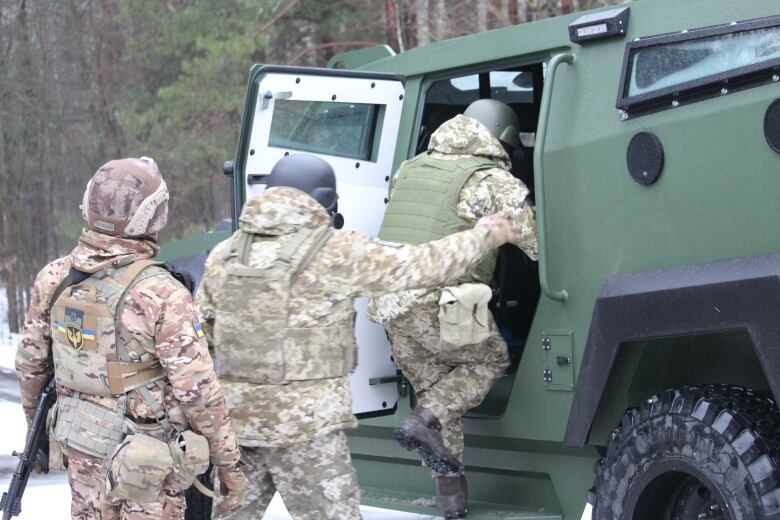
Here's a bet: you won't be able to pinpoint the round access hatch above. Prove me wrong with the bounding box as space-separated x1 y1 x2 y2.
626 132 664 186
764 98 780 154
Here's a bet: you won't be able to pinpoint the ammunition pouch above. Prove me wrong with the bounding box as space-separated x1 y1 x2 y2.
46 401 66 471
53 394 131 459
165 430 211 491
107 432 172 503
107 429 211 502
438 283 493 347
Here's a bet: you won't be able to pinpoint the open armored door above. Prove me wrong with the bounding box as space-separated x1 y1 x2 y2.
232 65 405 416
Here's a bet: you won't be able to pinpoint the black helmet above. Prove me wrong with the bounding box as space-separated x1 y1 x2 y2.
266 154 338 214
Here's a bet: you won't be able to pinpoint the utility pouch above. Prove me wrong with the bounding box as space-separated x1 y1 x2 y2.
438 283 493 347
165 430 210 491
53 394 128 459
107 432 173 503
46 400 66 471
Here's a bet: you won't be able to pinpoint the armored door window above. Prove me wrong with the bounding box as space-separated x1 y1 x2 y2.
269 100 379 161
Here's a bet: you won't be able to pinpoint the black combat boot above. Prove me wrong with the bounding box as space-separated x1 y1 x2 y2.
393 405 462 475
436 474 468 519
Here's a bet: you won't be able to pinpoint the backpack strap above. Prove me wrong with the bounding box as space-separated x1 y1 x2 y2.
49 260 91 310
113 259 177 439
278 228 314 264
291 227 333 284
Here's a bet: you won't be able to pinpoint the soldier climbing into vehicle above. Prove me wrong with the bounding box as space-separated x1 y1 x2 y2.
368 99 539 519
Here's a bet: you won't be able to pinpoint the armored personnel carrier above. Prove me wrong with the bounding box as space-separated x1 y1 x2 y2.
167 0 780 517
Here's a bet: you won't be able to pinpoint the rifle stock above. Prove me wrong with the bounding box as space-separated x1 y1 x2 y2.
0 376 56 519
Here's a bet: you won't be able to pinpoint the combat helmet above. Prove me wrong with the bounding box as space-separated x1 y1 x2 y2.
81 156 169 237
463 99 521 150
266 154 338 215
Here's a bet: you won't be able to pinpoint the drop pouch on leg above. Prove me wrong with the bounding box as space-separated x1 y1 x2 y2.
107 432 173 503
438 283 493 347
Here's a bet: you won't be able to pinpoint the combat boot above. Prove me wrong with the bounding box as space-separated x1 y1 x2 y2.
436 474 468 519
393 406 462 475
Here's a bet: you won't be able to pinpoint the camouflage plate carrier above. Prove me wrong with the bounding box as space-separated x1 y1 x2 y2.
213 225 358 384
377 153 502 285
51 259 178 458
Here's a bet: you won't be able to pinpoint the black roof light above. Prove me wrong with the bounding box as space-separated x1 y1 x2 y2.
569 7 630 44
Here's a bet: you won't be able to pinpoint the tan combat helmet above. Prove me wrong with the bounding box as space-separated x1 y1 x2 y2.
463 98 521 150
81 157 169 237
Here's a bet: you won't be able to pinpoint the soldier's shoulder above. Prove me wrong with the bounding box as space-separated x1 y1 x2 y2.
35 255 70 289
134 265 193 303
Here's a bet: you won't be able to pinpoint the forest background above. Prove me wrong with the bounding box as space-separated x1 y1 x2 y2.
0 0 618 331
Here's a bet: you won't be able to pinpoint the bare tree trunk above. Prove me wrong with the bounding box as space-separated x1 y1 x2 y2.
416 0 430 45
385 0 401 52
476 0 488 32
433 0 447 40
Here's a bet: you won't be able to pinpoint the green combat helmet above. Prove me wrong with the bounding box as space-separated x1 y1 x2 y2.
463 99 521 150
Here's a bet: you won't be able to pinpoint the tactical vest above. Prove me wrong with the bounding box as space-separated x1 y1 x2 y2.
50 259 177 457
378 153 501 285
51 259 169 396
214 226 356 384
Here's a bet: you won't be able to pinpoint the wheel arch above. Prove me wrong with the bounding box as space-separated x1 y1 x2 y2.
563 252 780 448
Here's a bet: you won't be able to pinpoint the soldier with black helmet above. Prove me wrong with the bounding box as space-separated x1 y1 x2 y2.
197 152 525 519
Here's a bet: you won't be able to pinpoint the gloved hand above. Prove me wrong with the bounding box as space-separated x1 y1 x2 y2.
475 211 518 247
217 465 249 514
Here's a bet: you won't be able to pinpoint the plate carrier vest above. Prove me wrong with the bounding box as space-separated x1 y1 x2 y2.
214 225 357 384
50 259 178 458
377 153 502 285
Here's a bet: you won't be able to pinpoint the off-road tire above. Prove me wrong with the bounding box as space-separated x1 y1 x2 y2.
592 385 780 520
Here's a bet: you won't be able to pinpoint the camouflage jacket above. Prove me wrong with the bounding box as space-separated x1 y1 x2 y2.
367 114 539 323
15 229 240 467
196 187 505 447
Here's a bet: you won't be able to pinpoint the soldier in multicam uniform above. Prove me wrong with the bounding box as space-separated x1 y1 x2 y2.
15 157 247 519
367 99 539 519
196 153 523 520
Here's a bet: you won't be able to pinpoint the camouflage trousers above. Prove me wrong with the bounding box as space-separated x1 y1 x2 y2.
66 448 185 520
385 303 509 466
214 430 361 519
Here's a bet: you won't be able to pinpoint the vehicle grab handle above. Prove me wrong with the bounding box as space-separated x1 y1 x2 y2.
533 52 575 303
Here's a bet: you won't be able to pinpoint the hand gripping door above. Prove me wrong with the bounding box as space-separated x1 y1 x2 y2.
237 65 405 416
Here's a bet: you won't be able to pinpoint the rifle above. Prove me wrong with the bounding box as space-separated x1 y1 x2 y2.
0 377 57 520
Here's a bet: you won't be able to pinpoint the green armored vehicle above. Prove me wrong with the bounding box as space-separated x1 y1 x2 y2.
167 0 780 517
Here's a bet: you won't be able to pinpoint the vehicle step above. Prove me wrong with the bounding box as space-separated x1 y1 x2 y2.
362 488 563 519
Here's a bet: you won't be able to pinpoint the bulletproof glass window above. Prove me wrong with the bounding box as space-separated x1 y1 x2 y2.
618 15 780 117
269 100 380 161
